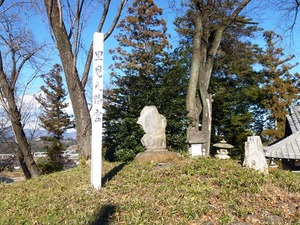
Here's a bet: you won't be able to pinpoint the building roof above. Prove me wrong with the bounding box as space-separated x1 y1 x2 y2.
264 105 300 160
264 131 300 159
286 105 300 134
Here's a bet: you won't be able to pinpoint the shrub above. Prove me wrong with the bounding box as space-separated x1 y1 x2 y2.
36 157 64 174
114 146 144 162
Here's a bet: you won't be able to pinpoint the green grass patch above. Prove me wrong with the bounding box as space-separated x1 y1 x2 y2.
0 157 300 224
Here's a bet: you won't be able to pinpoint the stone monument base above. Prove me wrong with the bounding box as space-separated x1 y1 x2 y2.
215 153 230 159
134 150 179 163
189 143 203 157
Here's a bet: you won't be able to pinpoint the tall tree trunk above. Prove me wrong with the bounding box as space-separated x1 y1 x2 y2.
197 28 223 156
7 89 40 177
186 0 251 156
0 54 40 178
198 91 213 155
43 0 125 159
17 151 32 179
43 0 91 159
186 11 203 144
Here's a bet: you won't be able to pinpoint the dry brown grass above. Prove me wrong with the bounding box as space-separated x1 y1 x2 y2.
0 157 299 224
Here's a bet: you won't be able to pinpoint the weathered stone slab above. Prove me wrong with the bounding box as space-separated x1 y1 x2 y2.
135 106 179 163
137 106 167 150
243 136 268 174
186 128 208 144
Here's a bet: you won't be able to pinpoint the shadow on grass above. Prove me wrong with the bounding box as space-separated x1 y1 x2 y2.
89 163 127 224
90 204 117 225
101 162 127 187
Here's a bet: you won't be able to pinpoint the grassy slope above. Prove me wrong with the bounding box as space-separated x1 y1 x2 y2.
0 157 300 225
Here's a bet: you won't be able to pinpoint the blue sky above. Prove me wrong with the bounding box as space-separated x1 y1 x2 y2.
23 0 300 93
100 0 300 80
246 1 300 72
1 0 299 132
8 0 300 116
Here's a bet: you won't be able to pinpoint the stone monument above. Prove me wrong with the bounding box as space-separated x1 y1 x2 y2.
243 136 268 174
135 106 178 163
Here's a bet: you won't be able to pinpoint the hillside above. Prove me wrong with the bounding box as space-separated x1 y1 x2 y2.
0 157 300 224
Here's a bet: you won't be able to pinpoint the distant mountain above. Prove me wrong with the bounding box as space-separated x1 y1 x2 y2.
23 129 76 140
1 127 76 143
63 130 76 139
0 128 76 154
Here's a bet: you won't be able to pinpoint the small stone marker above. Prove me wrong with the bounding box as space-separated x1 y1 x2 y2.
187 128 208 157
243 136 268 174
135 106 178 163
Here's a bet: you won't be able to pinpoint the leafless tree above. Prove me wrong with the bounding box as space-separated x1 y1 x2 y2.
0 2 49 178
42 0 127 159
269 0 300 31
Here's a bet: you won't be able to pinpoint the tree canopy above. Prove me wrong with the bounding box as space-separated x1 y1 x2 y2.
1 0 300 166
104 0 188 161
259 31 300 143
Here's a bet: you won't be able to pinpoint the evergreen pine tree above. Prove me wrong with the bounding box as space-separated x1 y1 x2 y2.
259 31 300 143
104 0 188 161
210 21 264 158
35 64 71 172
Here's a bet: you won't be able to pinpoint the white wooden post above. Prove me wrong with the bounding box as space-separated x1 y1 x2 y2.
91 32 104 190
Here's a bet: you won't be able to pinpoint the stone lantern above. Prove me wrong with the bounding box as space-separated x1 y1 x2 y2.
213 139 234 159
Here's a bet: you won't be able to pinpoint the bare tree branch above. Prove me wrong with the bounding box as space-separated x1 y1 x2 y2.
67 0 85 40
104 0 127 41
270 0 300 33
80 0 112 87
72 0 83 71
98 0 111 33
12 48 41 88
290 0 300 31
224 0 251 29
57 0 62 26
81 0 127 87
0 2 31 16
